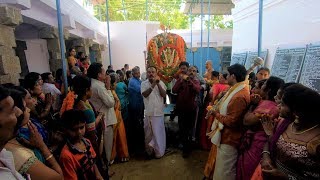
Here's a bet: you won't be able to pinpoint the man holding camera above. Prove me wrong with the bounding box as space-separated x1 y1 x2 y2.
172 62 201 158
141 66 167 158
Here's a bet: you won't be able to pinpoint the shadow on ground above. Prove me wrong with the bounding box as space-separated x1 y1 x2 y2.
110 149 208 180
110 116 209 180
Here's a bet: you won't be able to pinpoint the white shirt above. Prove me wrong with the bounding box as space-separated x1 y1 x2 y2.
90 79 117 127
42 83 61 95
0 149 25 180
141 80 167 116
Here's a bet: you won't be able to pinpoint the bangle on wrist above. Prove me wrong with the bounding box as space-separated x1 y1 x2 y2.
45 154 53 161
261 150 270 156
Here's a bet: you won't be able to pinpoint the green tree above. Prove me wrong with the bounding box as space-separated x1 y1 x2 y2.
204 15 233 29
94 0 197 29
93 1 232 30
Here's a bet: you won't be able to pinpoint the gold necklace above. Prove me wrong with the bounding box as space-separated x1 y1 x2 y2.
291 123 319 135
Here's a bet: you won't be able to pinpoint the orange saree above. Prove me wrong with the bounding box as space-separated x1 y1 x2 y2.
111 90 129 162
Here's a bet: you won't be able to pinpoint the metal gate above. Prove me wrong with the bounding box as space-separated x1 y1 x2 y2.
186 47 221 74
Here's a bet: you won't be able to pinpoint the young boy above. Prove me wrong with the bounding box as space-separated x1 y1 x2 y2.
59 109 103 180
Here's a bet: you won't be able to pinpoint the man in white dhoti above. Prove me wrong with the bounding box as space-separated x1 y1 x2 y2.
141 66 167 158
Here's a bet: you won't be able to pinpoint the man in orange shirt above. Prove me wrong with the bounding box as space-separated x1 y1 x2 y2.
204 64 250 180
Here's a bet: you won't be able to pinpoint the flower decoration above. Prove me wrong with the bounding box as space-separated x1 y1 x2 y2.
147 32 187 83
60 91 76 116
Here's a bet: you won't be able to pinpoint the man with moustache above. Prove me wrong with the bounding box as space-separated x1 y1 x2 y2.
87 63 116 165
172 65 201 158
0 85 25 179
141 66 167 158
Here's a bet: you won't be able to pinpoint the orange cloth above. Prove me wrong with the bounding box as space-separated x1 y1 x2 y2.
60 91 76 116
251 164 263 180
111 91 129 161
204 144 217 178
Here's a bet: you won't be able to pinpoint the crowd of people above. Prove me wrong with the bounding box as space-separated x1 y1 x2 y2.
201 62 320 180
0 47 319 180
0 47 169 180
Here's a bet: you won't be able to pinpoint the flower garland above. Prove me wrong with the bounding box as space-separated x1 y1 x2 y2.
60 91 76 116
147 32 187 83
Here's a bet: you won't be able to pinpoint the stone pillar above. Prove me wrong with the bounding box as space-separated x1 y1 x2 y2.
0 5 23 85
90 43 101 63
40 26 70 73
99 44 106 63
73 38 93 56
15 40 28 77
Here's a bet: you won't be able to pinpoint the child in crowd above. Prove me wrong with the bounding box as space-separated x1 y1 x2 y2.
59 109 103 180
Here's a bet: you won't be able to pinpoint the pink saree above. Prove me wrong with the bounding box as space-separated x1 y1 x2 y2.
236 100 279 180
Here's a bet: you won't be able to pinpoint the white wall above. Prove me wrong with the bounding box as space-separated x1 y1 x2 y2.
232 0 320 67
146 22 161 44
109 21 159 72
107 21 232 73
171 29 233 48
24 39 50 73
21 0 107 42
101 48 109 71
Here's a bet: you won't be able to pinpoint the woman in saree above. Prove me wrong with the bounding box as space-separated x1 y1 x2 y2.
5 87 63 180
256 84 320 179
236 76 284 180
109 73 129 163
115 70 129 131
211 73 230 103
249 82 295 180
67 48 77 69
23 72 54 129
17 82 63 159
11 86 49 146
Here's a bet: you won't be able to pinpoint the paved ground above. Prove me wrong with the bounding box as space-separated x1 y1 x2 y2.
109 115 209 180
110 149 208 180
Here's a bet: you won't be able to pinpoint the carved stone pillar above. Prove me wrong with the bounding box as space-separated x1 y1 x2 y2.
40 26 70 73
0 5 23 84
73 38 93 56
15 40 28 77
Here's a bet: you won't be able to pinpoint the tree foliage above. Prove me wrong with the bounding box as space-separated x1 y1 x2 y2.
94 0 232 30
204 15 233 29
94 0 195 29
